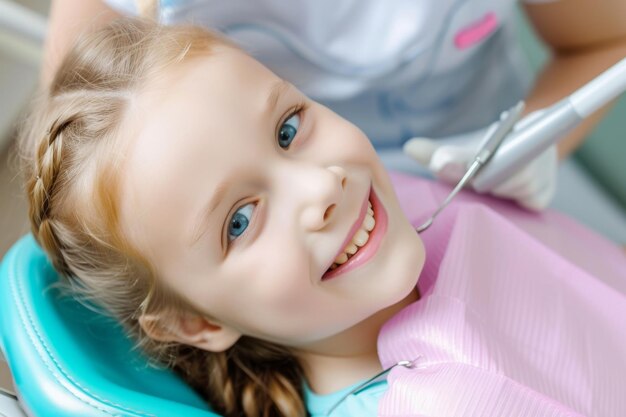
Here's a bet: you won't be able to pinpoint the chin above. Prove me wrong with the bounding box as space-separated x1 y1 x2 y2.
368 168 425 307
375 230 425 314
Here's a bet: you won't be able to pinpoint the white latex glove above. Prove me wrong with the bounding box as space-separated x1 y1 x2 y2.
403 111 558 211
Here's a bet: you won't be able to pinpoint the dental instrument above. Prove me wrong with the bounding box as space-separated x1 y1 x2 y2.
473 56 626 192
415 101 526 233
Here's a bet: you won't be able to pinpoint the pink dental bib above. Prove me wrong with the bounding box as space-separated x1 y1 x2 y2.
377 172 626 417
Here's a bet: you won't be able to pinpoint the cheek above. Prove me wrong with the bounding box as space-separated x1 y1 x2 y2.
249 241 312 307
231 239 360 343
221 235 315 317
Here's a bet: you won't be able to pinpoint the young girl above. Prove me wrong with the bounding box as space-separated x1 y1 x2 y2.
19 18 626 417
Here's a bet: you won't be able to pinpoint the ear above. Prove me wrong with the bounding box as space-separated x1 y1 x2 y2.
139 312 241 352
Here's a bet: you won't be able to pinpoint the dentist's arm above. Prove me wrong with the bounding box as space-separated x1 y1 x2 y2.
41 0 122 86
523 0 626 158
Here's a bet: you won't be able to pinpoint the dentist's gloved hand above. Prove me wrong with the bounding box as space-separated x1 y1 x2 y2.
403 110 558 211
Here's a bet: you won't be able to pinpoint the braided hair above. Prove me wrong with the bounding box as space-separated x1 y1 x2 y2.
18 18 307 417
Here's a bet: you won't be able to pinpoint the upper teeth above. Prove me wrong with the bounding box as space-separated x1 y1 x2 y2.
329 200 375 269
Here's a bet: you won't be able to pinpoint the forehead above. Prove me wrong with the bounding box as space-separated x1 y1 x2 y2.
125 46 281 180
139 47 278 120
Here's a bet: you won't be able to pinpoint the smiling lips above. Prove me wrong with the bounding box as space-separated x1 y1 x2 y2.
322 186 387 281
328 199 375 269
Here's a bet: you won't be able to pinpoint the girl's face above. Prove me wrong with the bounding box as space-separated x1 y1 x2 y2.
119 47 425 350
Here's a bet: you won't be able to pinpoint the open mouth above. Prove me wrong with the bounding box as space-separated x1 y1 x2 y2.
328 198 374 269
321 186 387 281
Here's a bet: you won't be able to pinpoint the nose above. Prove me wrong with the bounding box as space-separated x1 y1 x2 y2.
299 165 347 232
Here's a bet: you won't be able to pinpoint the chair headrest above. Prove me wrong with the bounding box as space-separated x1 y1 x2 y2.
0 235 220 417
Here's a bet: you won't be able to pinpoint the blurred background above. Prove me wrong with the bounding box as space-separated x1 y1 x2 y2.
1 0 47 258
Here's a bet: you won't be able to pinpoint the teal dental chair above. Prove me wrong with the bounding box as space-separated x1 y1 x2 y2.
0 234 220 417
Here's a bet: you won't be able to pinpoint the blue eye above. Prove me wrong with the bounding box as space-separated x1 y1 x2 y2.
278 113 300 148
227 203 254 243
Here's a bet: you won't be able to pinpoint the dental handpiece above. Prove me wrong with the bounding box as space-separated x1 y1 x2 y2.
416 101 525 233
472 56 626 192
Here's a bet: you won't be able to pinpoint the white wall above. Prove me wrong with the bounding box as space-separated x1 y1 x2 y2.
0 0 49 152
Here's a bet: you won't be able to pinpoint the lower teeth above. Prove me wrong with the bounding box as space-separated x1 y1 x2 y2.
329 252 355 270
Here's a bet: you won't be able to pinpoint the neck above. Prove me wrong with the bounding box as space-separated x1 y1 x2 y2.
295 287 419 394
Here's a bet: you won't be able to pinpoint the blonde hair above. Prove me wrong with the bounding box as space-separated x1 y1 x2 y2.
18 17 306 417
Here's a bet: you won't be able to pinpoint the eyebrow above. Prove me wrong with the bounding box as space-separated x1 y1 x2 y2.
190 177 233 247
266 79 290 116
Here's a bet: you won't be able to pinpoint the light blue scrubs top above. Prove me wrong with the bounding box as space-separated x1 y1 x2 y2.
304 379 388 417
